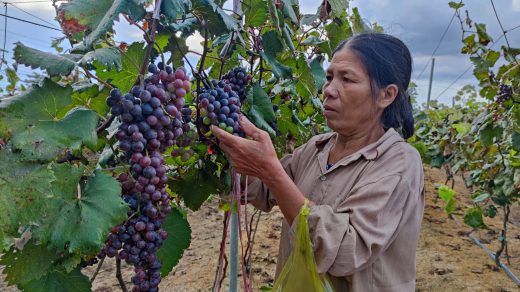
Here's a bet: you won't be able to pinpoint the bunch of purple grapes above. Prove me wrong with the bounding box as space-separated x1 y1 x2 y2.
221 67 253 101
496 84 513 103
195 78 246 137
101 62 196 292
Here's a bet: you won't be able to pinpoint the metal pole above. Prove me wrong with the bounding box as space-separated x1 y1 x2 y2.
426 58 435 109
229 212 238 292
452 96 455 108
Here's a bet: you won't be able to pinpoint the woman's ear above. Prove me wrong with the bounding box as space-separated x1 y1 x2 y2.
377 84 398 110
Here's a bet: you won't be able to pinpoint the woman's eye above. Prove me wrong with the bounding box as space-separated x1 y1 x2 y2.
343 77 350 82
326 76 332 81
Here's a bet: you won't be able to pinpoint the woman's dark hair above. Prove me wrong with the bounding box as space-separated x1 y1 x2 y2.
332 32 414 139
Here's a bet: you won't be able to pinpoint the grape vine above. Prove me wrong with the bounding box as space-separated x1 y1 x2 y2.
0 0 358 290
412 1 520 273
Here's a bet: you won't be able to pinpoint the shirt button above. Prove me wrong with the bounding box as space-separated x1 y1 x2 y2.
321 176 326 181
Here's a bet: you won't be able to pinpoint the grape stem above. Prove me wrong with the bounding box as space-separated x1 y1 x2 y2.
171 36 196 76
90 258 104 282
197 16 209 77
115 253 129 292
56 153 82 164
134 2 160 88
160 104 176 119
259 55 264 83
97 115 115 134
81 65 114 90
108 140 136 183
122 13 165 66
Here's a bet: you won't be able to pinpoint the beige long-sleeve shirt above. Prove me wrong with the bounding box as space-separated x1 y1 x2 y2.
246 128 425 292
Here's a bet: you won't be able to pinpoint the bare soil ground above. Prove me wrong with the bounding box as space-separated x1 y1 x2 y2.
1 165 520 292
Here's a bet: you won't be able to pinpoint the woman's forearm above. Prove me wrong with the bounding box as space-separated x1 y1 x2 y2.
261 162 316 226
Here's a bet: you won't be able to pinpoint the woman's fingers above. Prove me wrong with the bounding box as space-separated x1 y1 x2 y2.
210 125 236 146
239 116 263 141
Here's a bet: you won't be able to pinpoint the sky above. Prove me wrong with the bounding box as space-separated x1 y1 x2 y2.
1 0 519 106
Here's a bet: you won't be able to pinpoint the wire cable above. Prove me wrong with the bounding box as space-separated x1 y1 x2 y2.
0 13 61 31
4 1 53 3
1 29 52 43
413 11 456 83
1 4 6 71
490 0 517 63
7 2 59 28
433 65 473 100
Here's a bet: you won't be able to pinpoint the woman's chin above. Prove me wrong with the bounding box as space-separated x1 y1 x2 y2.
324 119 338 132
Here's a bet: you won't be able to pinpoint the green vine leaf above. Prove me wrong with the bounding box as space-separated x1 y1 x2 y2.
512 131 520 151
168 164 224 211
0 146 55 236
475 23 493 45
0 241 64 286
244 82 277 138
478 123 502 146
58 84 110 119
0 78 98 161
301 14 319 26
161 0 186 23
324 0 349 19
164 36 189 69
35 165 128 253
260 31 293 78
69 0 146 52
295 56 317 100
277 103 299 137
156 206 192 277
281 0 298 24
244 0 268 27
18 265 92 292
464 209 488 229
309 59 326 91
192 0 238 36
96 42 148 94
13 42 82 76
448 1 465 9
325 21 351 52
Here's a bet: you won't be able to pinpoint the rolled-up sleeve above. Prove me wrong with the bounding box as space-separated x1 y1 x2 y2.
297 174 420 278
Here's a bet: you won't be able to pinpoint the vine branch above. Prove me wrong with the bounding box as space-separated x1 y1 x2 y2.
115 253 128 292
81 65 113 90
90 258 104 282
97 115 115 134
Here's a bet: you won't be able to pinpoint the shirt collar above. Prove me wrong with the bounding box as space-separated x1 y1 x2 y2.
315 129 404 169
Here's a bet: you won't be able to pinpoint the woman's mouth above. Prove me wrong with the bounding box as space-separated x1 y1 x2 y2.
323 104 336 116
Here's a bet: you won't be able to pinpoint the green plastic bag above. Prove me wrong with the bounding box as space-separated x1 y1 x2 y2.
272 199 336 292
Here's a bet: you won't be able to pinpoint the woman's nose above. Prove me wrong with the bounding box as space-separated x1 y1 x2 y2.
323 81 339 100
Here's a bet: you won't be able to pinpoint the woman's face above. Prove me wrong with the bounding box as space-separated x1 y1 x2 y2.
322 48 383 136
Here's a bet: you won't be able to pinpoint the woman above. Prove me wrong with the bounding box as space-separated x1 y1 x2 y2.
211 33 425 292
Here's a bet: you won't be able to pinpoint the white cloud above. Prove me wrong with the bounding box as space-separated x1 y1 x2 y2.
185 32 204 54
513 0 520 12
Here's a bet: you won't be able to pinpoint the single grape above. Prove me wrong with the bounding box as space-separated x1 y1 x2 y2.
148 63 158 74
139 90 152 103
132 132 143 142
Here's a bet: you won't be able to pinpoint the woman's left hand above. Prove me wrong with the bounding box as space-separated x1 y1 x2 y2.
210 116 281 181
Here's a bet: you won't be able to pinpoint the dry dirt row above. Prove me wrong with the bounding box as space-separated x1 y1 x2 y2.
1 165 520 292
